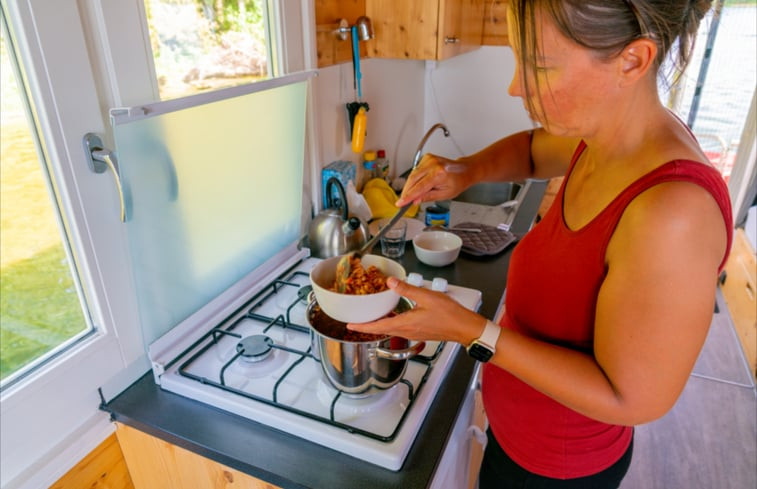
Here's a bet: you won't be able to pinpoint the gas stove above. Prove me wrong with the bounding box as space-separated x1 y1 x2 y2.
148 250 482 471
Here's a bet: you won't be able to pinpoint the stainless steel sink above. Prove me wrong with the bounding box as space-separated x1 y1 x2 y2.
453 181 521 206
453 179 548 236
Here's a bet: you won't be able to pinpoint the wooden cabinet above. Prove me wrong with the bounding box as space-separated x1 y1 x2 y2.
315 0 498 67
115 423 281 489
366 0 486 60
315 0 366 67
482 0 509 46
50 433 134 489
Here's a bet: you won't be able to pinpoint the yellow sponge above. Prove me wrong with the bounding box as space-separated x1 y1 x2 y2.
362 178 418 219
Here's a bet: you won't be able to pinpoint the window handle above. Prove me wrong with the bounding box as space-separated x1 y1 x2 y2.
83 133 127 222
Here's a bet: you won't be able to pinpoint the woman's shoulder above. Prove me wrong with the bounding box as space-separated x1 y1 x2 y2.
531 132 583 178
614 162 731 270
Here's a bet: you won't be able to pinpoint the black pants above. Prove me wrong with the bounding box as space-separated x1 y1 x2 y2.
478 429 633 489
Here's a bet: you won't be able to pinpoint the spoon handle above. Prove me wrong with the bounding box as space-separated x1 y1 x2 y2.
358 203 413 257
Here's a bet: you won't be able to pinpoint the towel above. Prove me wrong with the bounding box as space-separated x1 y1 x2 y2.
362 178 418 219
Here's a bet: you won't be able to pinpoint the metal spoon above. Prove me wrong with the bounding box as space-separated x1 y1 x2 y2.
335 203 412 292
336 123 451 291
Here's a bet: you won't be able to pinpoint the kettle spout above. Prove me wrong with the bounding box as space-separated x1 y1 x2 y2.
342 217 362 237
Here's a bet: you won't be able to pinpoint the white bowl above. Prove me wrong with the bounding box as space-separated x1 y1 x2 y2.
412 231 463 267
309 255 407 323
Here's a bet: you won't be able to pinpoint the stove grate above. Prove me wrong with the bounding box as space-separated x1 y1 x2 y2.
171 259 439 443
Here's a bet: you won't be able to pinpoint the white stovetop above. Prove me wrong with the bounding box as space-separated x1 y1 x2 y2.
150 255 482 471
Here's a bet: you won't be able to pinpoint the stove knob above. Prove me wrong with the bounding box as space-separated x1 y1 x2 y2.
407 272 424 287
431 277 448 292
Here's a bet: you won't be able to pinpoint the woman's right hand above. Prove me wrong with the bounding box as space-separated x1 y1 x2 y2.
396 153 472 207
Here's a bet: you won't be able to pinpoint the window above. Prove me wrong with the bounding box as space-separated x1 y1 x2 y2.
0 19 94 386
0 1 310 487
663 1 756 182
145 0 272 100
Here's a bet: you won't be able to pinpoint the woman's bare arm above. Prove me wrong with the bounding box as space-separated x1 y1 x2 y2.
396 129 579 206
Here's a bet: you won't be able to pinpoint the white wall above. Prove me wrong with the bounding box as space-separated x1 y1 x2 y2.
421 46 535 160
310 57 427 177
310 46 534 207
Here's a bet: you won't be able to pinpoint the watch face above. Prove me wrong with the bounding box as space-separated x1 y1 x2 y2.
468 342 493 362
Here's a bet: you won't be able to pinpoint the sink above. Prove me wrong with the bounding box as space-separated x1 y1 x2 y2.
453 182 521 206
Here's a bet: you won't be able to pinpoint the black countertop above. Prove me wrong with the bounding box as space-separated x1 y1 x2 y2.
103 244 514 489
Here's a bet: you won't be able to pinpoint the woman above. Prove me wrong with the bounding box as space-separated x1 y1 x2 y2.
349 1 733 487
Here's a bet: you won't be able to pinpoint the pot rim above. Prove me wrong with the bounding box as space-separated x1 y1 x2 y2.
305 295 416 343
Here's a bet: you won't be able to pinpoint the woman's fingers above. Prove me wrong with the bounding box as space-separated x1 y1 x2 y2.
347 277 482 344
397 154 451 206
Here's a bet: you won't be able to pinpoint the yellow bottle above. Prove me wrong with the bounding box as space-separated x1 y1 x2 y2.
351 107 367 153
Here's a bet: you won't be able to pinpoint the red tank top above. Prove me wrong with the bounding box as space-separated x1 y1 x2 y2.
482 141 733 478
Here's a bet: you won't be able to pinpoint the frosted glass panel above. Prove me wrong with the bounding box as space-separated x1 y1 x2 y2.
113 81 307 345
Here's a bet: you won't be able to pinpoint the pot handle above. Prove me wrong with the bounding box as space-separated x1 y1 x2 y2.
325 177 349 221
376 341 426 360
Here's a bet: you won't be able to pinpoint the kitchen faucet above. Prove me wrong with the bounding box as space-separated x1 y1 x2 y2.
412 123 450 169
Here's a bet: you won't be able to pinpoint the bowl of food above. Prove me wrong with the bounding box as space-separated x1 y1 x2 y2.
309 254 407 323
412 230 463 267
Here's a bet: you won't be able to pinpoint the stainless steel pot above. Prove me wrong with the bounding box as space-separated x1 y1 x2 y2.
308 177 369 258
306 296 426 394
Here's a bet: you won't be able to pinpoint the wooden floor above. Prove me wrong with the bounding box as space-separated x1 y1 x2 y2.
619 289 757 489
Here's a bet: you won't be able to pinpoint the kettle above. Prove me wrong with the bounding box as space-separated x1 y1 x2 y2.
308 177 370 258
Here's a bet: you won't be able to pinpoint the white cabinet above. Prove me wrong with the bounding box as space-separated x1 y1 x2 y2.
430 364 487 489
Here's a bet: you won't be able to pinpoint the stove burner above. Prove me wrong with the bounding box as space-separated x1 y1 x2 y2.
297 285 312 303
236 335 273 363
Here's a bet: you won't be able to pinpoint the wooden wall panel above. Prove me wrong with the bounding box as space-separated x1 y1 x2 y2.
482 0 509 46
50 433 134 489
315 0 366 67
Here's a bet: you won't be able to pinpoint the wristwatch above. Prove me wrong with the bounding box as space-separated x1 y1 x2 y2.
466 320 501 363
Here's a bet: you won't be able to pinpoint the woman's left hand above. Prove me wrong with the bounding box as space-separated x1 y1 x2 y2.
347 276 485 344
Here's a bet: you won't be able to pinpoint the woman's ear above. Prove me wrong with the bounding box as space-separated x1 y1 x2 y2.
618 38 657 85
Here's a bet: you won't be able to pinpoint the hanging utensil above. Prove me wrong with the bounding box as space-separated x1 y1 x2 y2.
347 24 370 153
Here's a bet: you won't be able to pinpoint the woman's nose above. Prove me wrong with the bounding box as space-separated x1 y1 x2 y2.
508 67 523 98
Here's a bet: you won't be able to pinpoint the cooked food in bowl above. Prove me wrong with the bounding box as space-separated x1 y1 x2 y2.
330 255 389 294
309 254 406 323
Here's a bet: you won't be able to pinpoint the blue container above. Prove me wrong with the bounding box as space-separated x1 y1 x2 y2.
425 203 450 227
321 160 356 208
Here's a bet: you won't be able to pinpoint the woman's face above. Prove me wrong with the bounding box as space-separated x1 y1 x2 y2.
506 6 618 138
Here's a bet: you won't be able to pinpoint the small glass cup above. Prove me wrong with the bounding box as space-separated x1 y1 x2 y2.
380 220 407 258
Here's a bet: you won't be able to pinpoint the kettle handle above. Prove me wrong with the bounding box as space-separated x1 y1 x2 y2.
325 177 349 221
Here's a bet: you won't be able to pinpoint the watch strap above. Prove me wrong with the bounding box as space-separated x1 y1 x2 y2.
476 320 500 351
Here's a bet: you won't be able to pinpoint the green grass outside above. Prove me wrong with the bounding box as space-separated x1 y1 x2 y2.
0 121 88 380
0 246 87 378
1 31 88 380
